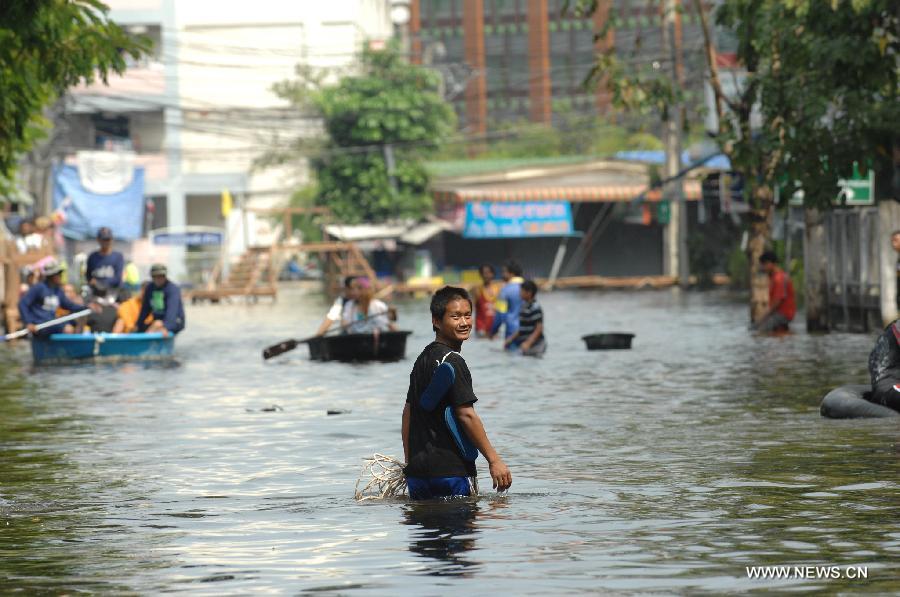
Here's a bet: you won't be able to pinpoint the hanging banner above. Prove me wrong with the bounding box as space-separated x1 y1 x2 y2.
53 164 145 240
463 201 574 238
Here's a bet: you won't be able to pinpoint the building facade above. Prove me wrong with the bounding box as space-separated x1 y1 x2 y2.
410 0 709 137
62 0 393 280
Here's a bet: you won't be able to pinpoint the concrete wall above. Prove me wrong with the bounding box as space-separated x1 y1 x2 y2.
438 219 664 278
879 200 900 325
186 194 222 228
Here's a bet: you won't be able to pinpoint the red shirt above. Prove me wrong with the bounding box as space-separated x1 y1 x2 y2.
769 268 796 321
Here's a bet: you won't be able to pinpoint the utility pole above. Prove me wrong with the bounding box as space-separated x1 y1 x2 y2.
662 0 689 286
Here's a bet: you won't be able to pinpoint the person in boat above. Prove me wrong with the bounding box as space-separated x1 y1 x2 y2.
402 286 512 499
85 281 118 333
86 227 125 292
866 320 900 413
342 277 396 334
503 279 547 356
316 276 358 336
18 259 89 336
56 283 84 317
136 264 185 336
474 264 500 337
753 251 796 333
489 260 524 341
113 283 149 334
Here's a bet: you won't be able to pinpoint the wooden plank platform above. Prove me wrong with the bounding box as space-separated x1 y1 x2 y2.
381 274 731 296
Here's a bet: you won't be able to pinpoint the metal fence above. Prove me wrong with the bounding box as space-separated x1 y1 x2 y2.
825 208 881 332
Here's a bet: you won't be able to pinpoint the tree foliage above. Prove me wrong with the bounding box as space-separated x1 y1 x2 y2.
693 0 897 320
264 44 456 223
571 0 898 320
570 0 898 208
705 0 899 208
0 0 148 195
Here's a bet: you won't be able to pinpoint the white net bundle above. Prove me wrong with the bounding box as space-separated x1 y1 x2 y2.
353 453 480 501
354 453 407 501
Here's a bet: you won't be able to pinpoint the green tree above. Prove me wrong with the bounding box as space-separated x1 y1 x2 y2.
0 0 148 195
696 0 898 322
264 44 456 223
570 0 898 323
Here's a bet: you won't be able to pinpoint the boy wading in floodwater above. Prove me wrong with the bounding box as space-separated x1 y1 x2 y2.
402 286 512 499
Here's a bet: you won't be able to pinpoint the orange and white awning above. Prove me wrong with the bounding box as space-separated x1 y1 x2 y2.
434 181 701 204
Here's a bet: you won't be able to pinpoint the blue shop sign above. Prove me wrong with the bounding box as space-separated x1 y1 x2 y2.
463 201 574 238
152 231 223 246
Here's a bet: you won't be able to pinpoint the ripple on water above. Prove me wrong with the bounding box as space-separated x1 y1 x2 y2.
1 288 899 593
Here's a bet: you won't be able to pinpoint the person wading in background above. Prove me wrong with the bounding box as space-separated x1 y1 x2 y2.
489 260 525 341
754 251 796 333
474 264 499 337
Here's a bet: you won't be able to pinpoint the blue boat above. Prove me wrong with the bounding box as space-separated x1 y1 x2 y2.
31 332 176 365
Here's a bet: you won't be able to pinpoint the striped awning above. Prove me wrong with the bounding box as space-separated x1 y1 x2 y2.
434 181 702 204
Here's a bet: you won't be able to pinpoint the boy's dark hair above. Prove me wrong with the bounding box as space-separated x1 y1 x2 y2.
759 250 778 264
892 230 900 237
480 263 495 275
521 279 538 296
504 259 523 277
343 276 356 288
430 286 473 331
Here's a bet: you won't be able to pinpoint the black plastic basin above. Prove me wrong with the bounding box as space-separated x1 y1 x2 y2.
582 333 635 350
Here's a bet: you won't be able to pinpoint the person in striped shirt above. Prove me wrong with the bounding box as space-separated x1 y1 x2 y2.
503 279 547 356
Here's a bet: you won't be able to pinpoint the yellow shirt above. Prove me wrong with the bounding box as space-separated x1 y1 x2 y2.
116 296 144 333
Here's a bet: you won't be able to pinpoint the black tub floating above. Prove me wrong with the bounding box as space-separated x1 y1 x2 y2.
820 384 899 419
582 333 635 350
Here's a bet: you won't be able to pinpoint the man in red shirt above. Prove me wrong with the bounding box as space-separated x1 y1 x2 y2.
755 250 796 332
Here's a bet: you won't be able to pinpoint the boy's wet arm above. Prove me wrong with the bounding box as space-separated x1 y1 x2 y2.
454 404 500 463
401 403 410 463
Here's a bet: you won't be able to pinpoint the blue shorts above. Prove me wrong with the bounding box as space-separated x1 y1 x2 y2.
407 476 471 500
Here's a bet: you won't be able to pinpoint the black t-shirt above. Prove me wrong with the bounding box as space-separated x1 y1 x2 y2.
405 341 478 478
869 321 900 386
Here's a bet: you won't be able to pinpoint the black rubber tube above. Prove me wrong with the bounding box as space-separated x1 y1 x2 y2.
820 384 900 419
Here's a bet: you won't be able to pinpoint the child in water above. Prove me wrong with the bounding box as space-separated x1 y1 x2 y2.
504 279 547 356
401 286 512 499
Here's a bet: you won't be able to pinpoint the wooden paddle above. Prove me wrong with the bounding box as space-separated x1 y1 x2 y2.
262 307 398 360
2 308 93 342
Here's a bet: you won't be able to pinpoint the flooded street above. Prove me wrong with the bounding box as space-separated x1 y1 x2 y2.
1 286 898 593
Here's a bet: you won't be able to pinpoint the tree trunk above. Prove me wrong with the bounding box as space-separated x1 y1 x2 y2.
803 207 829 331
748 186 774 323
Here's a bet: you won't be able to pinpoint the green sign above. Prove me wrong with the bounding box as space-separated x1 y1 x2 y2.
837 161 874 206
657 200 671 224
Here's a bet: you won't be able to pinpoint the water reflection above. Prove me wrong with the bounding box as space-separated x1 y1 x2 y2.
4 287 900 592
402 499 480 576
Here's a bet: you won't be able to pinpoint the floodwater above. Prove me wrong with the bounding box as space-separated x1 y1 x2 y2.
1 286 898 594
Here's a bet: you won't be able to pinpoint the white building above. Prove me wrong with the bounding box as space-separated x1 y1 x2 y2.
63 0 394 280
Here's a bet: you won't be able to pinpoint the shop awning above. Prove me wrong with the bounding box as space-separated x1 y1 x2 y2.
399 220 454 245
324 220 455 248
434 181 702 204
